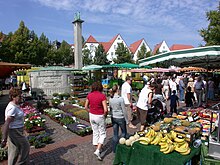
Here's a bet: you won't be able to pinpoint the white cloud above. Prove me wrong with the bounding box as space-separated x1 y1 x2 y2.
32 0 219 45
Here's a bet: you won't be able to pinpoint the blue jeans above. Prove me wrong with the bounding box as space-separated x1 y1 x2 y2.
179 88 185 101
112 117 127 153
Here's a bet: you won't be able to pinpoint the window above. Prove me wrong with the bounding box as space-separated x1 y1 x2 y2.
114 45 117 49
118 37 121 40
111 52 114 56
90 44 95 52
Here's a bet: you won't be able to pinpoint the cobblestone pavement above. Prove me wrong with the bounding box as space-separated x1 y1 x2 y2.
1 90 138 165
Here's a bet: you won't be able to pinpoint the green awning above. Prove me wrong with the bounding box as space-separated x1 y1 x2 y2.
139 46 220 69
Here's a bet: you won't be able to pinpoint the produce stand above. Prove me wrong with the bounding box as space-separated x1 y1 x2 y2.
114 142 200 165
113 104 220 165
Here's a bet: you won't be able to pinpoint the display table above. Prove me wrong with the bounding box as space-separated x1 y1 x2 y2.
114 142 201 165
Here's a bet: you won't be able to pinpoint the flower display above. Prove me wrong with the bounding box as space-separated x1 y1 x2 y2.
24 113 46 132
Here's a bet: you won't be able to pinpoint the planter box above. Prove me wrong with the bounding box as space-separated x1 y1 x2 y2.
66 123 92 136
26 126 45 133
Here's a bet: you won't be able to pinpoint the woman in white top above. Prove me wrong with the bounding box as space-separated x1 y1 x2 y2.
1 88 30 165
136 82 157 131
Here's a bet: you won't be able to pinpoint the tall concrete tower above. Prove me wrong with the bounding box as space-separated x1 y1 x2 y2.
72 12 84 69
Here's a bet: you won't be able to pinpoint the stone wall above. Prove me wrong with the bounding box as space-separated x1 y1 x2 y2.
29 70 71 96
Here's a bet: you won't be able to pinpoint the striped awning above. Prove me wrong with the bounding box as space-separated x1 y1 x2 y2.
139 46 220 69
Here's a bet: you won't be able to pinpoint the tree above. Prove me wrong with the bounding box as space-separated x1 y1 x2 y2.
57 40 72 66
199 4 220 46
114 43 133 63
137 44 147 60
93 44 109 65
82 45 93 66
0 32 14 62
11 21 30 63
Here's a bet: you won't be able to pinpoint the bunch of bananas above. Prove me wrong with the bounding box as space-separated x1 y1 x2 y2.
159 135 175 154
174 141 191 155
137 137 151 145
150 132 163 145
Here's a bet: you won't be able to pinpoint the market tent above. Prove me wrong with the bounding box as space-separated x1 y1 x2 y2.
139 46 220 70
0 62 31 78
178 67 207 72
115 62 139 68
82 65 102 71
130 68 177 73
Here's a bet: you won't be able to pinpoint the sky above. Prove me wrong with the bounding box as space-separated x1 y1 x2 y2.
0 0 219 49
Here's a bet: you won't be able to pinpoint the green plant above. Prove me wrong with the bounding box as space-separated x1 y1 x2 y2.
53 93 59 97
51 99 61 107
73 110 89 121
59 116 75 125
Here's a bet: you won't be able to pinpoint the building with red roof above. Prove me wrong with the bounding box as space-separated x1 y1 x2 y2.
152 41 170 55
129 38 151 62
169 44 194 51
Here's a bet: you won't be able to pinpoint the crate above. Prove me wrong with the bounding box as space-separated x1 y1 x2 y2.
201 143 220 165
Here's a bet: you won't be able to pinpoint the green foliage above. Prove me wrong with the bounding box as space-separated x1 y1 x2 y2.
59 116 75 125
73 109 89 121
114 43 133 63
28 132 52 148
53 93 59 97
137 44 147 61
93 44 109 65
199 5 220 46
0 21 72 66
82 45 93 65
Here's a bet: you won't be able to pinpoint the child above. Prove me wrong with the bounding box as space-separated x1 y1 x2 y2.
185 86 195 107
169 90 179 115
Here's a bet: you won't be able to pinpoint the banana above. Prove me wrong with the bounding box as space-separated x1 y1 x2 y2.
170 131 177 139
180 142 189 148
139 140 149 145
159 142 167 146
145 129 152 137
138 137 150 143
175 146 189 153
174 137 185 143
160 144 169 152
151 136 161 145
180 148 191 155
163 145 174 154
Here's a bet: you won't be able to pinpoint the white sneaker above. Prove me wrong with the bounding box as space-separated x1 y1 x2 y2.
94 150 102 160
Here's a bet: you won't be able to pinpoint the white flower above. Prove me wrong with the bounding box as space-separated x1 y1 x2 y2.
37 124 40 127
63 125 67 129
25 118 29 122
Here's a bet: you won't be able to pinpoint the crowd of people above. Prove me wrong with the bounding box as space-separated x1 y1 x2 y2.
84 73 220 160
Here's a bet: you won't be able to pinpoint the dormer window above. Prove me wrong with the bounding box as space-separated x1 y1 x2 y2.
118 37 121 40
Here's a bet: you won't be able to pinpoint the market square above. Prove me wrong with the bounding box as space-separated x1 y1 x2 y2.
0 1 220 165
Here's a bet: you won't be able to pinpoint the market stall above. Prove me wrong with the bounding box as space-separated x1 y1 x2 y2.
113 105 220 165
114 142 200 165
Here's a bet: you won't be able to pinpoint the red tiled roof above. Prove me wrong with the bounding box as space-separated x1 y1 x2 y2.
100 42 112 53
152 42 162 55
169 44 194 51
86 35 98 43
129 39 143 54
109 34 119 43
